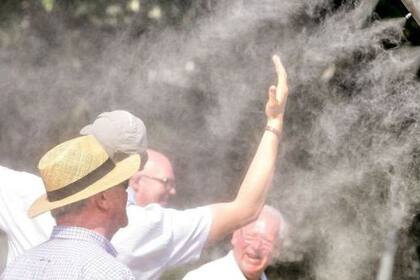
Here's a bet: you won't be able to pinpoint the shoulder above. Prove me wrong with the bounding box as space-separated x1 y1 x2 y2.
113 205 213 277
0 166 43 194
122 204 212 233
126 203 210 217
0 165 45 211
183 254 230 279
0 165 42 184
81 253 135 279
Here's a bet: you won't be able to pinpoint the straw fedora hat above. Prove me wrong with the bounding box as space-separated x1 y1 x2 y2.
28 135 141 218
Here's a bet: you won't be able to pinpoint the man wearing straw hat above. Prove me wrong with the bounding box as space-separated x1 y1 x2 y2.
0 54 289 279
1 135 141 279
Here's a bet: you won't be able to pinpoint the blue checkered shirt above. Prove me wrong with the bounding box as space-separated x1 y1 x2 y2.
1 226 135 280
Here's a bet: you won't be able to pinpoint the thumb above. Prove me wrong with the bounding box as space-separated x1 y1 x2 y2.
268 85 277 105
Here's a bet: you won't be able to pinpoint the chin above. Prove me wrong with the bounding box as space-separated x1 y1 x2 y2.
122 216 129 227
118 215 129 228
242 260 266 277
243 270 263 280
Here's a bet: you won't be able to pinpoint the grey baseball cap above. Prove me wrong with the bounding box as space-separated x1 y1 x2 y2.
80 110 148 161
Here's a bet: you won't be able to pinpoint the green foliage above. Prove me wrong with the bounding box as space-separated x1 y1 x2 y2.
41 0 55 12
0 0 203 32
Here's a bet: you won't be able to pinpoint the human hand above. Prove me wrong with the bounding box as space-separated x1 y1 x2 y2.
265 55 289 126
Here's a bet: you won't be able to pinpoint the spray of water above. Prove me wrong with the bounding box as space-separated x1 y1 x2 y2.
0 0 419 279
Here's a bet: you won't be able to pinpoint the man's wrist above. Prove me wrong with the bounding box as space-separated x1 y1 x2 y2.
265 125 282 138
265 118 283 138
266 117 283 130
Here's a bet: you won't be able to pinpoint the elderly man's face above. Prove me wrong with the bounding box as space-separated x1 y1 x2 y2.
105 181 129 236
231 214 280 280
132 150 176 206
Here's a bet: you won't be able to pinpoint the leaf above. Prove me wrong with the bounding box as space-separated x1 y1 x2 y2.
41 0 55 13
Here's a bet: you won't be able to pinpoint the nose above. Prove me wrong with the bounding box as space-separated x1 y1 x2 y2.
249 239 263 251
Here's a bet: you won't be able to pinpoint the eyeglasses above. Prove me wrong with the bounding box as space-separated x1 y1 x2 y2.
240 229 275 253
141 175 175 190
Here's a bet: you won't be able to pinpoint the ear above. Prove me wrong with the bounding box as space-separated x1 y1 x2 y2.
272 241 281 259
231 230 240 246
91 191 110 211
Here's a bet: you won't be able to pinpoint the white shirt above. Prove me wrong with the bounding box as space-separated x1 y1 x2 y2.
183 251 268 280
0 166 53 263
0 165 212 280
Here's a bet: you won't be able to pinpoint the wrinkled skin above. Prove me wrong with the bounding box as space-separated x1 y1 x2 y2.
231 208 282 280
130 149 176 206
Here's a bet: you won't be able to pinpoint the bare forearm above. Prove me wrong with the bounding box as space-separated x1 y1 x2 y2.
207 119 283 245
206 55 288 245
235 119 282 218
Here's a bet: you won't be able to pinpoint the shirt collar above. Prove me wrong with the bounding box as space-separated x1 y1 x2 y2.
228 251 269 280
127 186 137 206
51 226 117 257
261 272 269 280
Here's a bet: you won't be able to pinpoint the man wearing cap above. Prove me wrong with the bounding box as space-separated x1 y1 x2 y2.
183 205 287 280
0 121 176 267
0 119 175 265
1 135 141 279
0 54 289 279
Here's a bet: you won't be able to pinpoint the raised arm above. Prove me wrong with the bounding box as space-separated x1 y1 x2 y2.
206 55 289 245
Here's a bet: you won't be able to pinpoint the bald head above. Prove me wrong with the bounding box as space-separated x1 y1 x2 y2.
143 149 174 178
129 149 176 206
231 206 286 280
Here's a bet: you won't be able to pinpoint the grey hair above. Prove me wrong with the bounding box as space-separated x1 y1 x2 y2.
259 205 289 259
50 198 88 220
261 205 288 241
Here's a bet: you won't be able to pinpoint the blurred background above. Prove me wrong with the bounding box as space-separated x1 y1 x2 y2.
0 0 420 279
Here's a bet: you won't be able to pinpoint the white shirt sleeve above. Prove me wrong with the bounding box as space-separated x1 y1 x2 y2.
0 166 54 263
113 203 212 280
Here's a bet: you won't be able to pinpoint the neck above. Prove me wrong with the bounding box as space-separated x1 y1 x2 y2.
56 211 113 240
232 251 263 280
244 274 261 280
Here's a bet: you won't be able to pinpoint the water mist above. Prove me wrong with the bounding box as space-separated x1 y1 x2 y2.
0 0 419 279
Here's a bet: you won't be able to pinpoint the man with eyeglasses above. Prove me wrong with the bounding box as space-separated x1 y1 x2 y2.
183 205 287 280
128 149 176 207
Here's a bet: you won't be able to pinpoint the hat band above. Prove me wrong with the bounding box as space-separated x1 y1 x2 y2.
47 158 116 202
